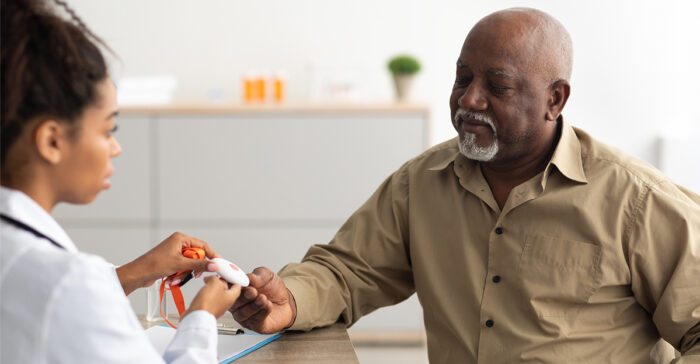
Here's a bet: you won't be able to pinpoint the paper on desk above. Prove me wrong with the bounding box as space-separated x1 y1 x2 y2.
145 325 280 363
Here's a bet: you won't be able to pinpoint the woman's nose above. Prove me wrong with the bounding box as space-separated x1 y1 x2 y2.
111 138 122 158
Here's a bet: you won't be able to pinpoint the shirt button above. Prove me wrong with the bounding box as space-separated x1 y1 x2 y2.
495 227 503 235
492 275 501 283
485 319 494 327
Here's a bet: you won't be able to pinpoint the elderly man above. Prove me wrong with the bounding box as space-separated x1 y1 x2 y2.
230 8 700 363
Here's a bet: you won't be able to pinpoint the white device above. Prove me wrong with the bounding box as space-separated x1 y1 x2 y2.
211 258 250 287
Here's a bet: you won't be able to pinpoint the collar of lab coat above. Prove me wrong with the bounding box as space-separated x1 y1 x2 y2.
0 186 78 252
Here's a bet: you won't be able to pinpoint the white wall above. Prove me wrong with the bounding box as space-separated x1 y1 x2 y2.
57 0 700 333
68 0 700 172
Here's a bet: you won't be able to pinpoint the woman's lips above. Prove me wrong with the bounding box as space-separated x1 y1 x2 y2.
103 170 113 189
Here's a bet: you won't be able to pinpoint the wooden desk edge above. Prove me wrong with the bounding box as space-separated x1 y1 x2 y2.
139 315 359 363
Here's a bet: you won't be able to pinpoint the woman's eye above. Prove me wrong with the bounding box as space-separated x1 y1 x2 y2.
108 125 118 136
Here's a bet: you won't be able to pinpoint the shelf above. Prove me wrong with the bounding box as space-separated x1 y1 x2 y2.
119 102 430 115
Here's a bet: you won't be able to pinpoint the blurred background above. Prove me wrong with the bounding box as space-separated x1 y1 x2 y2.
53 1 700 363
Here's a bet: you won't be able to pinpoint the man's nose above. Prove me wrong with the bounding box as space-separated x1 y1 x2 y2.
458 82 488 111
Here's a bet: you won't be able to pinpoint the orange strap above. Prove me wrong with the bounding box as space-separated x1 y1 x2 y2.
159 247 206 329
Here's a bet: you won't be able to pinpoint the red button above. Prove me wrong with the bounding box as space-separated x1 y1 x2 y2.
229 263 239 271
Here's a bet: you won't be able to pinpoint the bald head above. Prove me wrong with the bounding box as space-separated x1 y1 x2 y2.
465 8 573 84
450 7 573 166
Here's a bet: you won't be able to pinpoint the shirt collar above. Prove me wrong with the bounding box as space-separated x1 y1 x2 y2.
0 186 78 252
427 143 459 171
427 116 587 184
548 116 587 184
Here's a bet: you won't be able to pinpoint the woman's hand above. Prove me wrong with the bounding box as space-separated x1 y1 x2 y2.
185 275 242 319
116 232 221 295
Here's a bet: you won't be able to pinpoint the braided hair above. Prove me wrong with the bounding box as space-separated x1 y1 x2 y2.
1 0 109 171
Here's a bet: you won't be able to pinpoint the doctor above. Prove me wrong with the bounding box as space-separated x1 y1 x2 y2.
0 0 240 363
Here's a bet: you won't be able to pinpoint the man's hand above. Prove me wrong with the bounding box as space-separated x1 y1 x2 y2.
116 232 221 295
228 267 297 334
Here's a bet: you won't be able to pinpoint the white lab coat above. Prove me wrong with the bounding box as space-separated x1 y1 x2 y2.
0 186 218 363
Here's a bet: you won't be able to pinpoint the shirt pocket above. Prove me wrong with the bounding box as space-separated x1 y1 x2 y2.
518 234 603 310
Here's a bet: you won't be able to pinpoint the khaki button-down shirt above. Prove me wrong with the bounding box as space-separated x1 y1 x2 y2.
279 118 700 363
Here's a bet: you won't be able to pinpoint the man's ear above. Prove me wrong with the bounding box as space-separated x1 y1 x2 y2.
545 79 571 121
34 120 69 164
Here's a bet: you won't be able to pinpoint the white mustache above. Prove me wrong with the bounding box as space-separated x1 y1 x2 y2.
454 108 496 134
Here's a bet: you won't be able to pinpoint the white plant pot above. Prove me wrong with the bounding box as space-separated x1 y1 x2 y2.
393 74 414 102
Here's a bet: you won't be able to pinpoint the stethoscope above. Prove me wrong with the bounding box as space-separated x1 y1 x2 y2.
0 214 65 250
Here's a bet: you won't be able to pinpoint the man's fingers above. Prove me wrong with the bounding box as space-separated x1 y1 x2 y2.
248 267 274 288
230 286 258 311
239 301 274 333
246 273 263 288
231 294 269 323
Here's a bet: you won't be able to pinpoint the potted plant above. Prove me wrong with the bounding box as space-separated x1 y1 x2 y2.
387 55 421 101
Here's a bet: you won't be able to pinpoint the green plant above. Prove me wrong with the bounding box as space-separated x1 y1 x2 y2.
387 55 421 75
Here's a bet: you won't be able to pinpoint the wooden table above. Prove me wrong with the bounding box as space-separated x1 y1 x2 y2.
140 315 359 364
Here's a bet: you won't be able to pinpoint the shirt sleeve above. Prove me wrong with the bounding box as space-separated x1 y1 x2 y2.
163 310 218 364
46 254 218 364
627 180 700 361
279 164 415 330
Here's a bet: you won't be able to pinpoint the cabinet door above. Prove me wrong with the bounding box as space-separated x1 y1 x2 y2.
155 113 425 221
53 116 152 221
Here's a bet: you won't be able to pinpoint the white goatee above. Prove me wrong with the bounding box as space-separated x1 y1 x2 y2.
454 108 499 162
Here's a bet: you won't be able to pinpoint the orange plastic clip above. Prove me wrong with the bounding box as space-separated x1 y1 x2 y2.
160 247 205 329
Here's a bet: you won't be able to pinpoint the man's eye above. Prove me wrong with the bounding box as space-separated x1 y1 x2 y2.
108 125 118 136
490 84 510 95
454 77 471 87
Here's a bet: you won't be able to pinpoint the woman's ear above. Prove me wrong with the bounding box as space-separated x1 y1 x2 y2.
34 120 68 164
545 79 571 121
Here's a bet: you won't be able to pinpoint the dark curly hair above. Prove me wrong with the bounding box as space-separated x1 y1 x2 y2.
1 0 109 169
